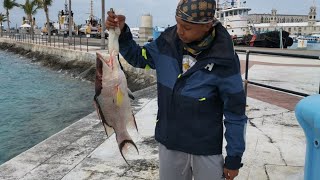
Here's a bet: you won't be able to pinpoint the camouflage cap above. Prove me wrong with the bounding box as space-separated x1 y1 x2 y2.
176 0 216 24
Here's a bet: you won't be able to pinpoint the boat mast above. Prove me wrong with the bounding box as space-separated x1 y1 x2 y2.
237 0 241 7
216 0 219 10
90 0 94 19
65 0 68 14
231 0 235 7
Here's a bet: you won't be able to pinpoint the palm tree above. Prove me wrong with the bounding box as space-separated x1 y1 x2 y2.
37 0 53 41
0 13 8 36
20 0 41 38
3 0 18 32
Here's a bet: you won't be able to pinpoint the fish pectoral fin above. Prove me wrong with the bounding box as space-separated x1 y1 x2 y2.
127 88 135 100
116 86 124 106
119 139 139 165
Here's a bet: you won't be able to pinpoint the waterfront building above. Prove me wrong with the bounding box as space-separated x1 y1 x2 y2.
249 6 320 36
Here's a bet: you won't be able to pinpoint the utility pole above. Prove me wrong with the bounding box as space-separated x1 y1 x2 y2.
101 0 106 49
68 0 72 45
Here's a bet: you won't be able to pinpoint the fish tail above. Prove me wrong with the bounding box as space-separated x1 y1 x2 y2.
119 139 139 165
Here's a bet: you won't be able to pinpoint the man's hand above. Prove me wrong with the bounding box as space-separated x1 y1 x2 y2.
106 11 126 31
223 168 239 180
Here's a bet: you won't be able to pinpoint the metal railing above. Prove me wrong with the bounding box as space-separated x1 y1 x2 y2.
0 31 105 52
1 32 319 96
238 49 320 98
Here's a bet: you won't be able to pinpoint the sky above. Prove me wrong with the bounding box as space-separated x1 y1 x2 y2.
0 0 319 29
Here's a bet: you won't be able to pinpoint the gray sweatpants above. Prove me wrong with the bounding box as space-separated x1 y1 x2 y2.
159 143 224 180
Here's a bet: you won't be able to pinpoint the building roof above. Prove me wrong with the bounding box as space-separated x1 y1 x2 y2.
249 13 308 17
253 22 320 27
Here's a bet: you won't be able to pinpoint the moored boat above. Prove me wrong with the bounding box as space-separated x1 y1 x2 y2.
296 35 320 43
241 30 294 48
216 0 293 48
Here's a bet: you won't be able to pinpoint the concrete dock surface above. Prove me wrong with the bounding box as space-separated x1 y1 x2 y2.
1 47 320 179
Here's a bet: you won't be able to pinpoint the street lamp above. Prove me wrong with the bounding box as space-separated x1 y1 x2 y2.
101 0 106 49
69 0 72 45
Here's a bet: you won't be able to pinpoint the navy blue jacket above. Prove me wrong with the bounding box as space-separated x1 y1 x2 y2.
119 22 247 170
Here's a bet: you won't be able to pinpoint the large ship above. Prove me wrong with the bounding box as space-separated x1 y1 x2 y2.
78 0 102 37
58 0 77 35
215 0 251 39
216 0 293 48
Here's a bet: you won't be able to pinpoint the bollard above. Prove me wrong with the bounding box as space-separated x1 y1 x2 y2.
295 94 320 180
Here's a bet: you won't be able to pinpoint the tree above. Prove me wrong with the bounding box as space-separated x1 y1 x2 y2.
37 0 53 41
0 13 8 36
19 0 41 38
3 0 18 32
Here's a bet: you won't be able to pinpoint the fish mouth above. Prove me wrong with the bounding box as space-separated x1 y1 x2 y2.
96 52 113 68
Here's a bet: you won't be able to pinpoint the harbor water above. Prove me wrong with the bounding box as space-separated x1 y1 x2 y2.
0 50 94 165
289 42 320 51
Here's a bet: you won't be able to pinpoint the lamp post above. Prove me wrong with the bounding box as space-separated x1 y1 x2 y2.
69 0 72 45
101 0 106 49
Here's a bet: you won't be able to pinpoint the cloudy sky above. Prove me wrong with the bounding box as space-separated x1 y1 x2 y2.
0 0 319 28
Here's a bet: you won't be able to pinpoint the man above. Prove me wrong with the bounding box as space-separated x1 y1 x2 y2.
106 0 247 179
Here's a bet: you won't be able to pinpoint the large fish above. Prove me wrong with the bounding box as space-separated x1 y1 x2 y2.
94 17 138 164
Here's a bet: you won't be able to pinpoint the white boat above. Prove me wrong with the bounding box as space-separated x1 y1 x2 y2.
216 0 252 38
78 0 101 37
58 0 76 35
296 35 320 43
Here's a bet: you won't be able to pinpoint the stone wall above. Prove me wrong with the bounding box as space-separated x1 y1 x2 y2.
0 38 156 91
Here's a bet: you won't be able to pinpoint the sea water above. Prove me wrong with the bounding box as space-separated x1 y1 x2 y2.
289 42 320 51
0 50 94 165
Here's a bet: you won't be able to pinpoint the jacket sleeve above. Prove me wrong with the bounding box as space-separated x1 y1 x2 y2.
217 55 247 170
118 24 157 70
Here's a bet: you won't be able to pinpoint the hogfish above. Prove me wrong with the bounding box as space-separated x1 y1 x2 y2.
94 16 138 164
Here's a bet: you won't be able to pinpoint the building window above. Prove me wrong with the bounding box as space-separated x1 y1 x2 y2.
288 28 291 32
234 10 238 15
